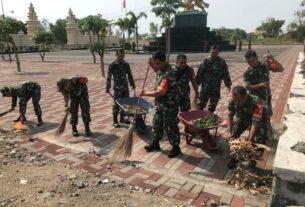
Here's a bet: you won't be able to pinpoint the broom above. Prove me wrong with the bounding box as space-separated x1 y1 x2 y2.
54 111 69 138
112 65 150 160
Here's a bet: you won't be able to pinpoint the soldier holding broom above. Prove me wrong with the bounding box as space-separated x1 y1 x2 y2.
0 81 43 126
105 49 136 128
140 51 181 158
57 76 92 137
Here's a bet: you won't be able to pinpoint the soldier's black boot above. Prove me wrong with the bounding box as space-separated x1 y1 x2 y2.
72 125 79 137
36 115 43 126
13 116 26 122
168 146 182 158
120 113 130 124
144 141 160 152
85 123 92 136
113 115 120 128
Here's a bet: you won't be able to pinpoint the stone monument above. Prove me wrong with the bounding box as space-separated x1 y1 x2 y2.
26 3 41 36
144 1 236 52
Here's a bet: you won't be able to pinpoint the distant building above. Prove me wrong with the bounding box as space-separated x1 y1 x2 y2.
8 3 119 50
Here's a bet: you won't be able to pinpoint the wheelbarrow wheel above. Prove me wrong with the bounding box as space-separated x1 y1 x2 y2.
135 115 146 134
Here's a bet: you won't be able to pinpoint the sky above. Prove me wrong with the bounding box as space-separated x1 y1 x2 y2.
1 0 302 34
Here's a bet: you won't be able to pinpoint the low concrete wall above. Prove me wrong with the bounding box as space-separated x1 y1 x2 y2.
271 52 305 206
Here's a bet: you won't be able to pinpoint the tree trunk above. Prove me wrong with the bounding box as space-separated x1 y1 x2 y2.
11 41 21 72
40 45 46 62
166 26 171 62
7 42 12 63
98 51 105 78
91 50 96 64
136 24 139 53
122 30 126 48
1 48 4 61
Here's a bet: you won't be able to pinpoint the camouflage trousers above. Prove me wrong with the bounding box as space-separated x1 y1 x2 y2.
232 118 268 144
19 85 42 119
178 93 191 112
199 86 220 113
152 107 180 147
70 90 91 125
113 88 129 116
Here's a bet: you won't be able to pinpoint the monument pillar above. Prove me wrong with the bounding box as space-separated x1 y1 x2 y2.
66 8 78 48
26 3 40 36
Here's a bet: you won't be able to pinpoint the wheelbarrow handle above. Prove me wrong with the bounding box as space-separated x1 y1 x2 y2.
133 89 136 97
108 91 115 101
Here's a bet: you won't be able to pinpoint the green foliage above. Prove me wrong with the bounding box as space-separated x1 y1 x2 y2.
256 17 285 38
149 22 159 40
0 17 23 42
212 27 246 41
286 1 305 42
151 0 183 28
33 30 55 45
50 19 67 45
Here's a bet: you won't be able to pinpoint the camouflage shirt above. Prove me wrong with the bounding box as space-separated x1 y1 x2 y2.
228 95 266 123
196 56 232 88
58 76 88 97
155 64 178 109
243 61 271 102
11 81 40 108
106 60 135 91
173 65 195 96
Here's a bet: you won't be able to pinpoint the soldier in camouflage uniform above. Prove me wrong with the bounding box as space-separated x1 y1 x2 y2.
140 51 181 158
196 45 232 113
105 49 136 128
226 86 268 168
57 76 91 137
243 49 284 118
173 54 199 112
0 81 43 126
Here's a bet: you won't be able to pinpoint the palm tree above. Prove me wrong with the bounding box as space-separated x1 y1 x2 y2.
151 0 183 61
115 17 129 47
127 11 147 53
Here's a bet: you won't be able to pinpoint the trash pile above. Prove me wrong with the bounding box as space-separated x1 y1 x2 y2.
122 104 148 114
225 137 273 195
192 116 218 129
228 137 270 161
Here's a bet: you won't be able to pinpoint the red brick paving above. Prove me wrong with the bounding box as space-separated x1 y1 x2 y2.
0 45 302 206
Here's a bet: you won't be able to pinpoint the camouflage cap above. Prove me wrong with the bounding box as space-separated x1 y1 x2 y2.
0 86 11 96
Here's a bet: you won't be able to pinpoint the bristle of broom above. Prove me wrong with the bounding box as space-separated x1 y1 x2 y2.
112 124 135 161
54 111 69 138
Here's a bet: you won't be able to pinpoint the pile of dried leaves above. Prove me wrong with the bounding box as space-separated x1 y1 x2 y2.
225 137 273 195
225 166 273 195
122 104 148 114
228 137 270 161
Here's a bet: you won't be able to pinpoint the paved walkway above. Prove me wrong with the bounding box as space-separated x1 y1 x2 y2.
0 45 302 207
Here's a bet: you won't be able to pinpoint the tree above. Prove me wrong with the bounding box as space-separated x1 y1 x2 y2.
149 22 159 40
79 15 98 64
50 19 67 49
127 11 147 53
41 18 50 31
32 30 55 62
287 1 305 42
212 27 246 43
151 0 183 61
79 15 109 77
0 17 22 71
115 17 129 48
256 17 285 38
